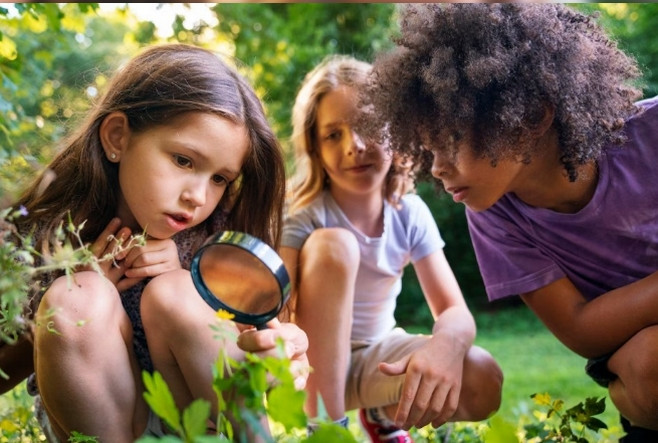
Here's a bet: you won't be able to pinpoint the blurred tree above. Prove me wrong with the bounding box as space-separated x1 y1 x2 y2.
0 3 157 202
210 3 397 159
575 3 658 98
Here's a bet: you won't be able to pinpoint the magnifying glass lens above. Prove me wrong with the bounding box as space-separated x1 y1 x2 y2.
191 231 290 328
198 245 281 315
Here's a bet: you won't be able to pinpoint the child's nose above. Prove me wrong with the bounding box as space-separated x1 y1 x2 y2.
181 180 207 207
431 152 450 178
347 130 366 155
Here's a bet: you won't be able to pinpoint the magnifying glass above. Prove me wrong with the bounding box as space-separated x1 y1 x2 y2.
191 231 291 329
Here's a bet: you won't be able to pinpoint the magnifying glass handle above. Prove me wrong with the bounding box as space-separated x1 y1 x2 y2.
256 323 269 330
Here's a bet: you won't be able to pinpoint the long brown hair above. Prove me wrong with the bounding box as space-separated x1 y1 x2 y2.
16 43 285 248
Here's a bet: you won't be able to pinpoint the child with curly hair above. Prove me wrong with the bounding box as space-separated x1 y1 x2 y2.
2 43 308 442
280 55 502 442
366 3 658 440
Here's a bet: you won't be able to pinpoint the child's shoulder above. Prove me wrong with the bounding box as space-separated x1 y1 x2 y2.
398 192 427 210
394 193 434 222
633 94 658 119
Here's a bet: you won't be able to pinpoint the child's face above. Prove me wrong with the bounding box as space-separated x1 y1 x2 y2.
315 85 392 200
116 112 249 238
425 132 526 212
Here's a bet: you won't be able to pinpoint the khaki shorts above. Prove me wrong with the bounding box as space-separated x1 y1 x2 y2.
345 327 430 410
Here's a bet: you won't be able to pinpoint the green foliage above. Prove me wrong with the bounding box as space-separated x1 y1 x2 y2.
0 207 32 347
143 371 186 437
0 382 42 441
402 394 612 443
211 3 397 156
573 3 658 98
0 3 151 202
524 393 608 442
138 319 352 443
69 430 99 443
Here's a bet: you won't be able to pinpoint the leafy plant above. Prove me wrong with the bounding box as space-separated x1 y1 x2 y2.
138 315 355 443
524 393 608 442
405 393 614 443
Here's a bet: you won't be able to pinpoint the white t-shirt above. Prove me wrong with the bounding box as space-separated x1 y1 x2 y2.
282 191 444 342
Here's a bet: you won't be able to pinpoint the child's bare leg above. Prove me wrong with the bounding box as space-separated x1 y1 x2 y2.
35 271 147 442
608 325 658 430
449 345 503 421
296 228 359 420
141 269 236 417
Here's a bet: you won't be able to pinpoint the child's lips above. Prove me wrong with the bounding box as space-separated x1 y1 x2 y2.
166 212 192 230
447 186 468 202
346 164 371 173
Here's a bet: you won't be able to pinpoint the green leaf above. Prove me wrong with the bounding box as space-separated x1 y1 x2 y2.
182 398 211 441
306 423 357 442
584 396 606 416
142 371 182 434
68 430 99 442
135 437 182 443
585 417 609 432
267 383 306 431
193 436 230 443
246 361 268 395
77 3 99 14
481 414 519 443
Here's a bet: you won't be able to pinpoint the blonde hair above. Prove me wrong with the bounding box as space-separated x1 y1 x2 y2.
288 54 414 214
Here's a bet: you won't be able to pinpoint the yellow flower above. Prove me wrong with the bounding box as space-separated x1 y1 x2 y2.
216 309 235 320
532 392 552 406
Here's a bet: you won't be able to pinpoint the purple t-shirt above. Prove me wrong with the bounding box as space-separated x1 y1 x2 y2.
467 96 658 301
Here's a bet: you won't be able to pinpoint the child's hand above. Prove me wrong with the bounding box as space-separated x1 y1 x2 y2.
87 217 132 287
236 319 310 390
118 238 181 291
378 339 464 430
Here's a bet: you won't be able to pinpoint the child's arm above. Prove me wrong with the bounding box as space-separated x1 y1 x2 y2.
380 249 477 429
521 271 658 358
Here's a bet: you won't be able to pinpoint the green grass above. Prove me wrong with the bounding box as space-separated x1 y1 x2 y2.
473 306 620 431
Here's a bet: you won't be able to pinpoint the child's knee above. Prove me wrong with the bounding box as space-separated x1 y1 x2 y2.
39 272 118 325
141 269 190 315
301 228 359 270
614 326 658 416
462 346 504 419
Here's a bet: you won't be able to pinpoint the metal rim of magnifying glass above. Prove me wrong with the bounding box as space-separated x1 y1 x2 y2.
190 230 291 325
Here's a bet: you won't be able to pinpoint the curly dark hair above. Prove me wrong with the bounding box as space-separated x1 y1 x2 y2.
366 3 643 183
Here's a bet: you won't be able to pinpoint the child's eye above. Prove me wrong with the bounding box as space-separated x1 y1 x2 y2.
174 154 192 168
324 130 342 142
212 174 229 186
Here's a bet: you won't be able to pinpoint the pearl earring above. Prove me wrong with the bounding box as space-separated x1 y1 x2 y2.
110 153 117 160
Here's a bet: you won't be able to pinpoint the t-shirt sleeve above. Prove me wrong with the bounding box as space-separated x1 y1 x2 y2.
406 195 445 263
281 206 322 250
466 206 565 301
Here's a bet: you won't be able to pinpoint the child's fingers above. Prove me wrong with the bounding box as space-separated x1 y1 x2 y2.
89 218 121 257
109 227 132 260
